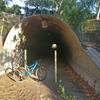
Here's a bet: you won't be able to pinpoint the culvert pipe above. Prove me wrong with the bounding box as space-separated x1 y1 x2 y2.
3 15 100 93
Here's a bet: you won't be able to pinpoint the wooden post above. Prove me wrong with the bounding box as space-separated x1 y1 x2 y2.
52 44 57 83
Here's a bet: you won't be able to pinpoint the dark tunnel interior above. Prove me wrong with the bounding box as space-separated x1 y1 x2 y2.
24 25 72 65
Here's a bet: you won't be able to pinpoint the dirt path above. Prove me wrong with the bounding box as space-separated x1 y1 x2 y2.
1 59 99 100
0 75 59 100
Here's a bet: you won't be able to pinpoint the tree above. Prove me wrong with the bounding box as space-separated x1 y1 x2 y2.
58 0 96 30
25 0 55 14
25 0 53 8
5 5 21 15
12 5 21 15
0 0 21 15
25 0 96 31
5 7 14 13
0 0 6 12
96 0 100 20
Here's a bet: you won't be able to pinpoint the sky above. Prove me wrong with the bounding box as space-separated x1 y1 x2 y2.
7 0 26 7
6 0 26 14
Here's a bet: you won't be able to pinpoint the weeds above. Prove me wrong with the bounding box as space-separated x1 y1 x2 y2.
57 80 76 100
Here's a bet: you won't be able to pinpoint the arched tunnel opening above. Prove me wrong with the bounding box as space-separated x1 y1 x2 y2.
24 22 72 65
3 15 80 67
3 15 100 93
20 16 74 65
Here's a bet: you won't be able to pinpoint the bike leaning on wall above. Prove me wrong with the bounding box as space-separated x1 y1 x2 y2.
5 60 47 82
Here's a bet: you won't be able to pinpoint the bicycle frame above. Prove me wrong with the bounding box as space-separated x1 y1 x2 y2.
6 59 47 82
24 61 38 76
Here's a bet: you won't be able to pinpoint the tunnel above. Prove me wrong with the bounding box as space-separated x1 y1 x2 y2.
21 15 82 65
3 15 100 93
22 15 73 64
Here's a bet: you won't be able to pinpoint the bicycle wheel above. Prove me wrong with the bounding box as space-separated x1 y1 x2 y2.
35 66 47 81
5 68 13 80
13 67 27 82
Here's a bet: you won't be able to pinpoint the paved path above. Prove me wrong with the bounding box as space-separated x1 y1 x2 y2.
85 47 100 67
43 61 91 100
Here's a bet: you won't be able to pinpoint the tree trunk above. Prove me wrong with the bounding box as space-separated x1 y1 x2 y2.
96 6 100 20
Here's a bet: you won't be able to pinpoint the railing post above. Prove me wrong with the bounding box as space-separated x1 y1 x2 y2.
0 18 5 45
24 49 27 69
52 44 58 83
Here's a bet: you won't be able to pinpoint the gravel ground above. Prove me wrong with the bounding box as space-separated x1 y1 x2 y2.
0 59 99 100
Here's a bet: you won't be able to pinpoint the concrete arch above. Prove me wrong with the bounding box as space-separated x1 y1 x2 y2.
3 15 100 93
21 15 81 62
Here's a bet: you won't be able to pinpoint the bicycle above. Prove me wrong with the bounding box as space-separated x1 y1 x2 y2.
5 60 47 82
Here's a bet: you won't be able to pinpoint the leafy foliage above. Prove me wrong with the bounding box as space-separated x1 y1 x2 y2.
59 0 96 30
11 5 21 15
0 0 6 12
0 0 21 15
57 80 76 100
25 0 96 30
5 5 21 15
25 0 54 8
0 0 97 30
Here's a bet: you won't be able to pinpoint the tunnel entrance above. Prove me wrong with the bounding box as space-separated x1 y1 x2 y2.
3 15 100 93
23 19 72 65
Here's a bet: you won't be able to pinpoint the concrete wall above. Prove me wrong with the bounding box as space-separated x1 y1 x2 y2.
3 15 100 93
